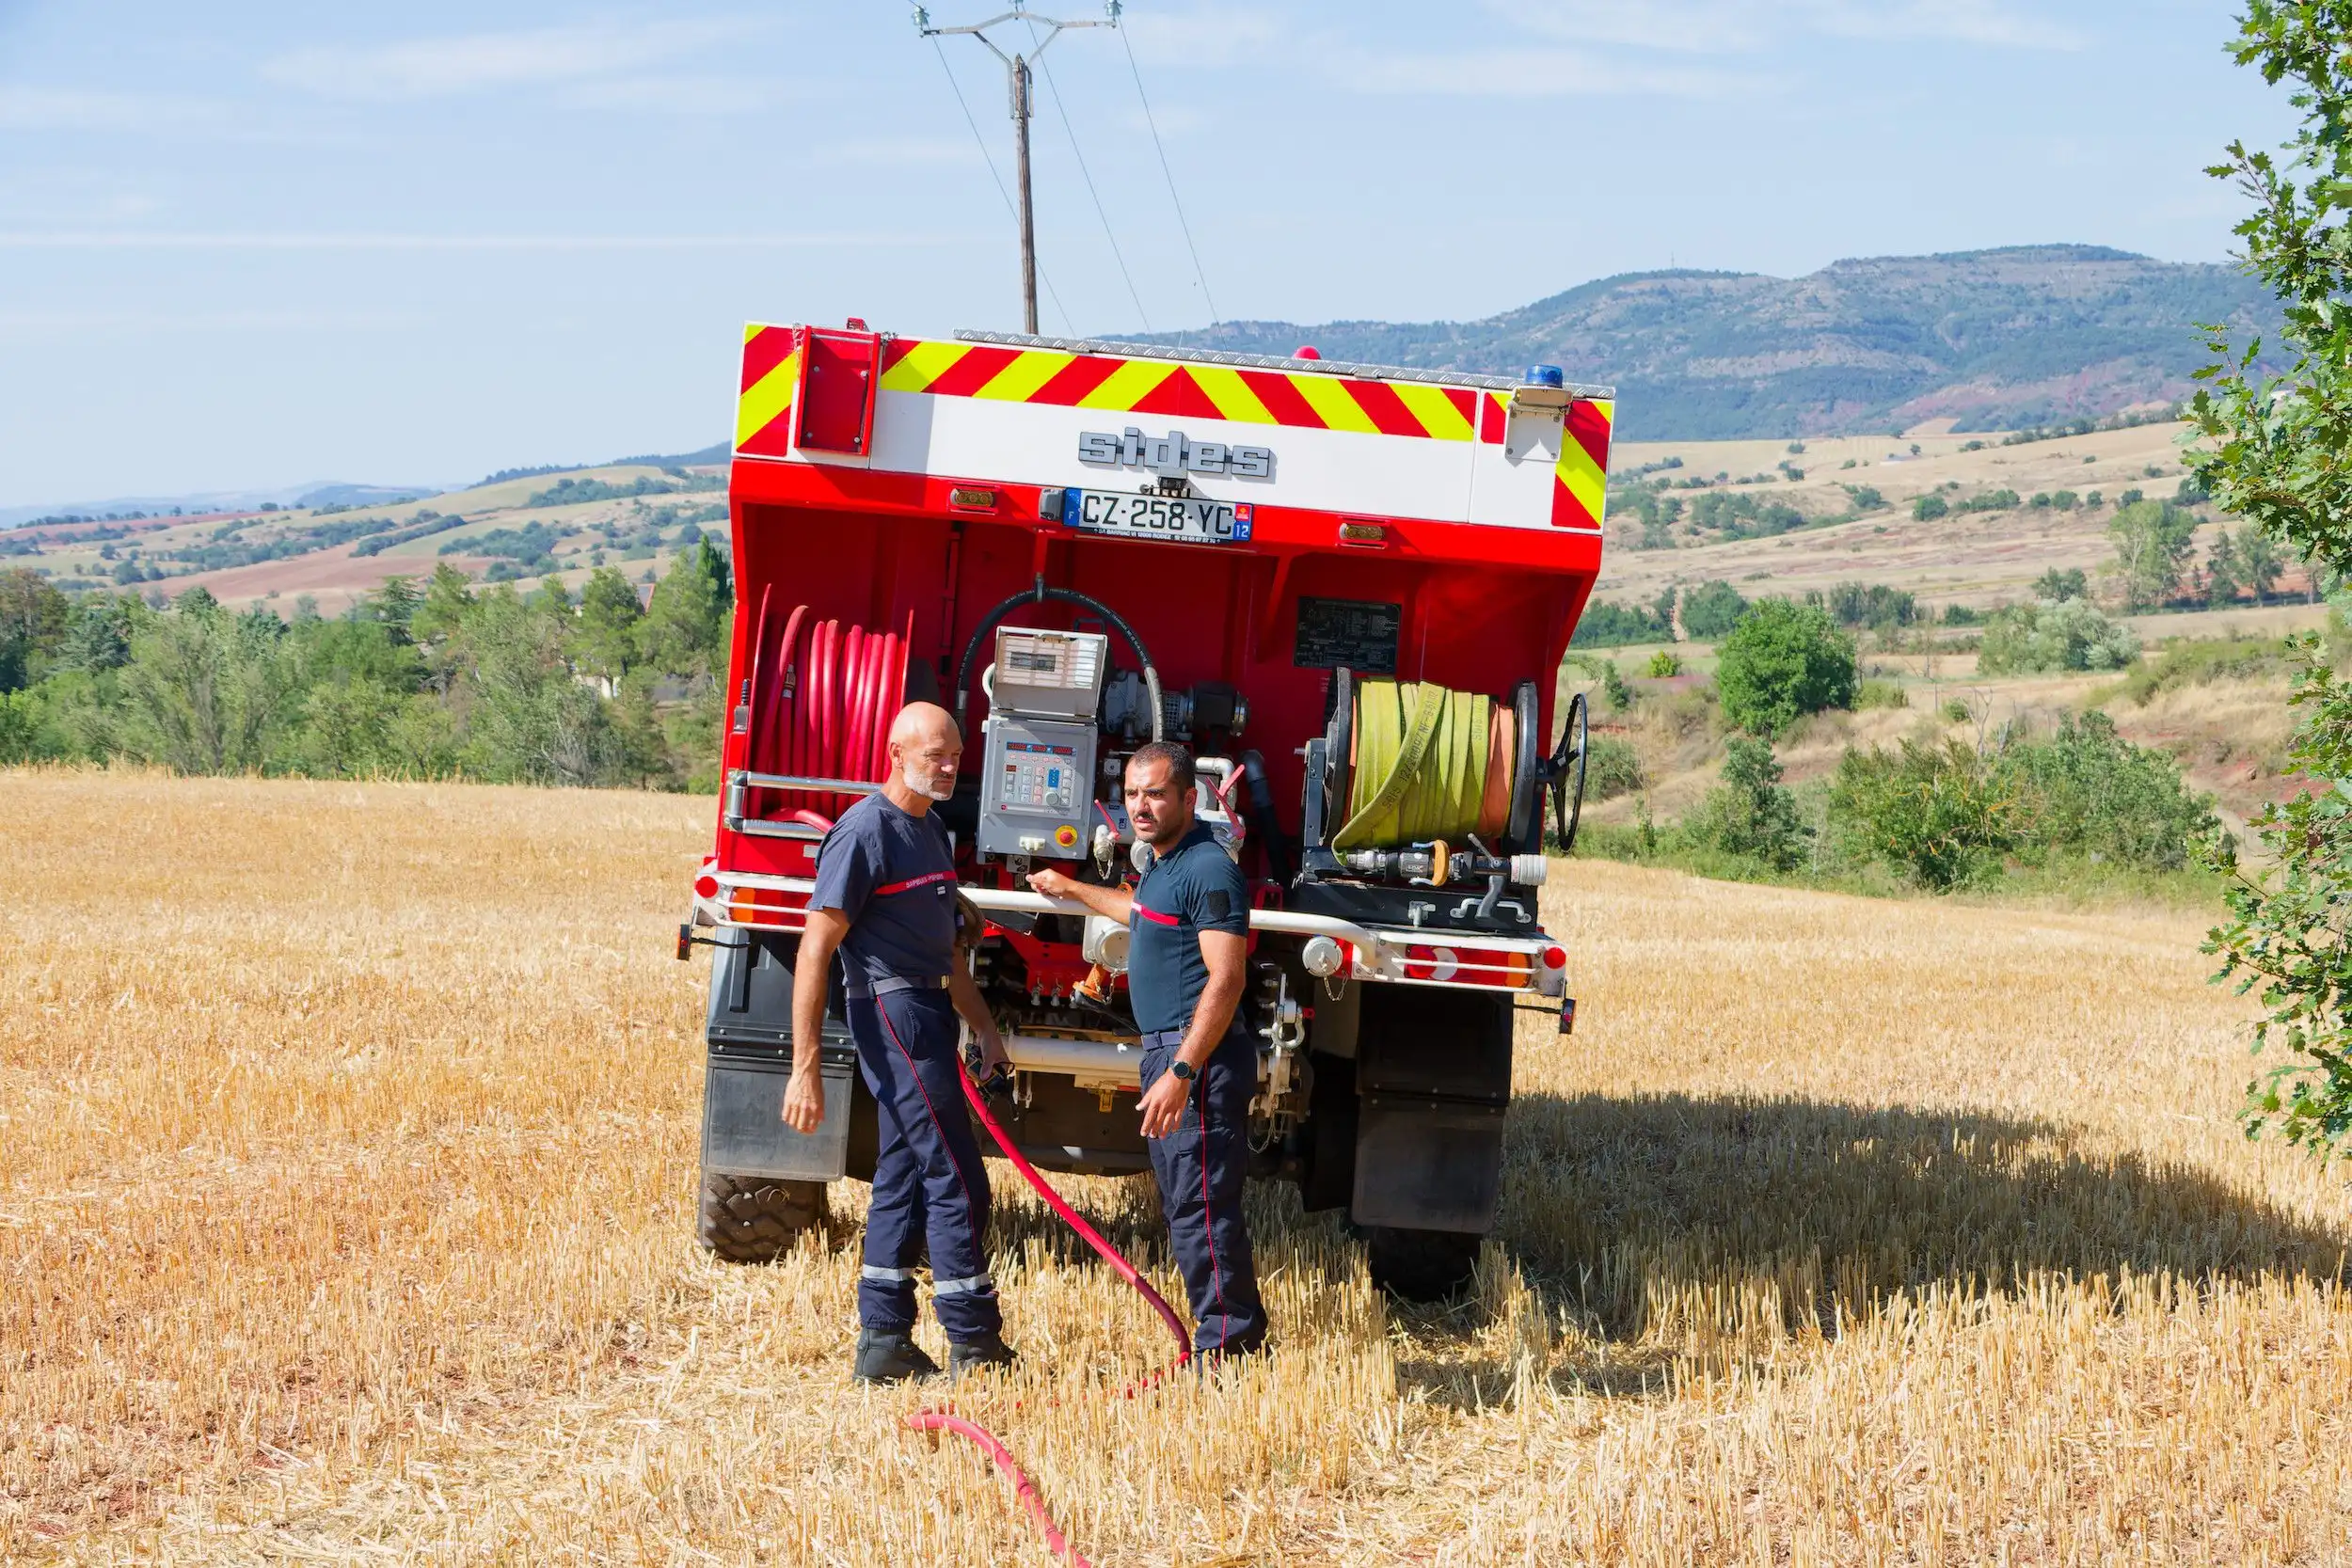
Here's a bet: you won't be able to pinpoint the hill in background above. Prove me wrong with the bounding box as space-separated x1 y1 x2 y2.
1143 245 2275 440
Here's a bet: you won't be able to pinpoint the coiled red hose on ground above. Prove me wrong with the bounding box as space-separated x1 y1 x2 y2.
751 610 1193 1564
905 1072 1193 1568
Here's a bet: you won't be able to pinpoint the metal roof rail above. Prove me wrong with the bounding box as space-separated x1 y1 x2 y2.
954 329 1617 399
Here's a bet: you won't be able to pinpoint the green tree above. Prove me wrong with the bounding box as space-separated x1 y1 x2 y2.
411 562 477 644
1912 493 1949 521
118 591 289 774
1978 598 2140 674
2108 499 2199 610
2238 526 2286 603
2189 4 2352 1159
449 586 615 785
2206 527 2244 606
574 565 645 689
1692 736 1806 870
0 568 72 692
1714 599 1857 736
2032 566 2090 602
638 539 732 677
1677 579 1749 641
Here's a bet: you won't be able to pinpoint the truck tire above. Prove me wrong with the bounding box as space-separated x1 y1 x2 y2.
698 1172 827 1263
1364 1225 1480 1301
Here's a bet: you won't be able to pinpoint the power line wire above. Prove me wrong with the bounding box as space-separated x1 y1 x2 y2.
1024 17 1152 334
1120 24 1217 326
930 34 1074 335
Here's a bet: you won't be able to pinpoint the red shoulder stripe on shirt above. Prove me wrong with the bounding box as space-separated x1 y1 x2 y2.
874 870 957 896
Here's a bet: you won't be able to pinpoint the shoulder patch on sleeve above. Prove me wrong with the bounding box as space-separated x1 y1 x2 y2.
1201 889 1232 921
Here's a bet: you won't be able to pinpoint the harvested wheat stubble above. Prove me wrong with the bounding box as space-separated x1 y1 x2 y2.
4 769 2351 1564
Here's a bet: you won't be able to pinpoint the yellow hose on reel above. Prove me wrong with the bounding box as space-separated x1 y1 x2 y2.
1333 679 1518 849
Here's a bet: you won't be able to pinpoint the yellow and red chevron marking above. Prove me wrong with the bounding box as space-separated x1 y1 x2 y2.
736 325 802 458
873 338 1482 443
1551 398 1613 531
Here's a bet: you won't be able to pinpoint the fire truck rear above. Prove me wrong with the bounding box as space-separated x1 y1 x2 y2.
682 323 1609 1297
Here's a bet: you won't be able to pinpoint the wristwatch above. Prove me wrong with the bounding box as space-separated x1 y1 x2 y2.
1169 1060 1197 1083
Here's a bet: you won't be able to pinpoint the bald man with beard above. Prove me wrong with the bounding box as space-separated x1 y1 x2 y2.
787 702 1014 1384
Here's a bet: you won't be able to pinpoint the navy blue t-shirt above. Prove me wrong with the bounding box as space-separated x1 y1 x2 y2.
809 792 959 992
1126 822 1249 1035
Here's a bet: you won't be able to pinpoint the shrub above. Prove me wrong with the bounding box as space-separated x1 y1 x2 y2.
1715 600 1858 736
1977 599 2140 674
1955 488 2020 515
1940 603 1982 626
1569 599 1670 648
2032 567 2090 602
1679 579 1750 641
1994 712 2222 871
1822 581 1917 630
1689 736 1806 870
2115 635 2297 705
1828 738 2017 890
1645 650 1683 678
1913 494 1950 522
1854 677 1909 710
1942 697 1973 723
1583 736 1645 800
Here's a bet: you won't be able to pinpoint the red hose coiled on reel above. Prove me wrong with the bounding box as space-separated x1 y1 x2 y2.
742 594 913 819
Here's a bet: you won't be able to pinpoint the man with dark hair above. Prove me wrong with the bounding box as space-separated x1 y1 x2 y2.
787 702 1015 1384
1027 740 1266 1358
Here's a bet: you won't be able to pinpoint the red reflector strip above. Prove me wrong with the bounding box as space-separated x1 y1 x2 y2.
1402 944 1534 987
726 884 810 927
1135 904 1179 927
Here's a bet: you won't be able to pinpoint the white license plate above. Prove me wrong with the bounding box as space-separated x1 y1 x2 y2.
1060 488 1252 545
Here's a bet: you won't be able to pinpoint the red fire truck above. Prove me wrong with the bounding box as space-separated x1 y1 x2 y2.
682 322 1609 1297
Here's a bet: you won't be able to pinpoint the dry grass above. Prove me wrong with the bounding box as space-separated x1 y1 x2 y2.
7 770 2352 1563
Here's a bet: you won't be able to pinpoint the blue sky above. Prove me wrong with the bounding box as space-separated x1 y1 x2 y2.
0 1 2296 507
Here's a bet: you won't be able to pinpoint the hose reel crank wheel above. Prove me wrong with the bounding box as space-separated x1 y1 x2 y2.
1546 690 1590 852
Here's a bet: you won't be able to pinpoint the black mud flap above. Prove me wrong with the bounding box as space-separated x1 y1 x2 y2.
1349 1094 1507 1233
1299 1053 1359 1212
701 928 869 1182
702 1044 857 1181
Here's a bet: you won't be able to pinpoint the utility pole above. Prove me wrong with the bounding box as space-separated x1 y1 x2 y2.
916 4 1119 335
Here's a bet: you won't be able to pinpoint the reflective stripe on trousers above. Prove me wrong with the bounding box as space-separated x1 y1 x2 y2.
848 988 1002 1342
1138 1026 1266 1356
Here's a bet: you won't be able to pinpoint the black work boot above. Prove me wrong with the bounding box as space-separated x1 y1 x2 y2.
852 1328 941 1386
947 1331 1018 1379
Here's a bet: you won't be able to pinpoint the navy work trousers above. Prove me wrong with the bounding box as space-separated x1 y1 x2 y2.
1138 1027 1267 1356
847 987 1001 1343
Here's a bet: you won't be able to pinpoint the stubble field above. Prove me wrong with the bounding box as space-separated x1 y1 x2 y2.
7 771 2352 1564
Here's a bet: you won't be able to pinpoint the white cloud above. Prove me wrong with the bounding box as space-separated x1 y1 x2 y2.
1486 0 2082 54
808 136 981 167
560 75 782 116
0 231 947 251
260 19 770 102
1339 45 1748 99
1120 6 1286 69
0 87 221 132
